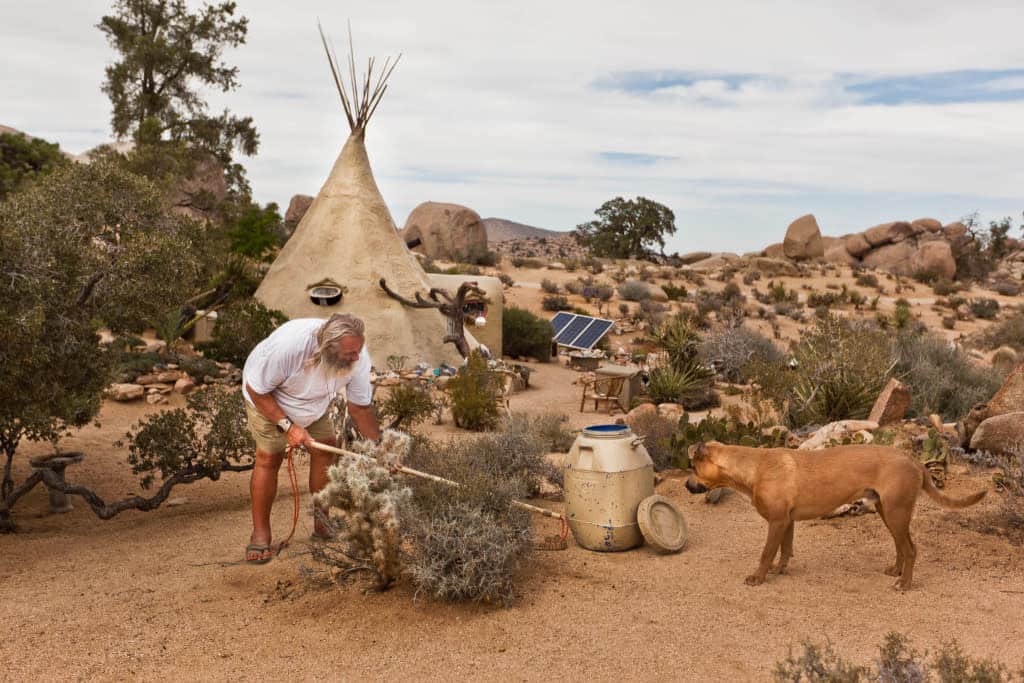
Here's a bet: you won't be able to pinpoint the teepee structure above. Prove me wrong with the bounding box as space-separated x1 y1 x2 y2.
255 26 466 367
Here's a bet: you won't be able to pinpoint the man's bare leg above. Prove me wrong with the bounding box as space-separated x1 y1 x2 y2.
249 447 284 560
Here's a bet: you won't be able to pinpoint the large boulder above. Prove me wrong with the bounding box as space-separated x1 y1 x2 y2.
910 241 956 280
911 217 943 233
762 243 786 259
861 241 916 275
169 154 227 222
844 233 872 258
677 251 712 265
988 363 1024 417
284 194 313 237
969 412 1024 455
400 201 488 261
824 242 858 266
864 221 913 247
783 214 824 261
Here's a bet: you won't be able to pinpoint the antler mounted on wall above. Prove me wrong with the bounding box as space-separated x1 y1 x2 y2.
379 278 488 358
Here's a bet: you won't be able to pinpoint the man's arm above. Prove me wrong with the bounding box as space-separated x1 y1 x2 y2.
347 403 381 443
246 383 314 449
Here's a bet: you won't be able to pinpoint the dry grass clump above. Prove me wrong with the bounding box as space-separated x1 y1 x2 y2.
980 308 1024 351
893 331 1003 421
699 324 783 383
960 449 1024 538
617 279 651 301
627 410 681 470
773 631 1023 682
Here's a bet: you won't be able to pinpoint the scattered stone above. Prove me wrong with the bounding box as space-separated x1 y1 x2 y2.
146 393 168 405
166 497 189 507
547 262 566 270
174 377 196 394
799 420 879 450
108 383 145 401
868 378 911 426
656 403 685 422
705 488 731 504
625 403 657 430
783 214 824 261
970 412 1024 455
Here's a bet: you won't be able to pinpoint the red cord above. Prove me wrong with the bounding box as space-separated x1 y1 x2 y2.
280 445 300 551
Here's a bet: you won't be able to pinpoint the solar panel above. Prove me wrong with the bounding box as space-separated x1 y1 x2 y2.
572 319 614 350
549 313 614 350
550 311 575 335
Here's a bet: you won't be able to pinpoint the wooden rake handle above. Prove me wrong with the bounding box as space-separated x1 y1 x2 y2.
308 439 565 521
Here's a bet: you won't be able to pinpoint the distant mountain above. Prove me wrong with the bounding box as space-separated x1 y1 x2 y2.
482 217 570 243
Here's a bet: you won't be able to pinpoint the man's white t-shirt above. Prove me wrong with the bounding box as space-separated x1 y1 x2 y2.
242 318 373 427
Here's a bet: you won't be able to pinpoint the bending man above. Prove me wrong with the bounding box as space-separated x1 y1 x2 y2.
242 313 380 563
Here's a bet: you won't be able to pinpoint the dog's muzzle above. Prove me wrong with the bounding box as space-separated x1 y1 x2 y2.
685 477 708 494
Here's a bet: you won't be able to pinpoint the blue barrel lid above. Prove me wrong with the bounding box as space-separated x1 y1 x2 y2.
582 424 631 438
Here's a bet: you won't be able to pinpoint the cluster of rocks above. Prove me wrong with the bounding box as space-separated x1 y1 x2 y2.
764 214 1023 280
960 363 1024 455
107 362 242 405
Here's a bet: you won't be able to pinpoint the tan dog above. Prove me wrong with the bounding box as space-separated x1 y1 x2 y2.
685 441 986 590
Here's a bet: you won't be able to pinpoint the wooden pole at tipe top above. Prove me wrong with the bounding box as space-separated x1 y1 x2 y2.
309 440 566 521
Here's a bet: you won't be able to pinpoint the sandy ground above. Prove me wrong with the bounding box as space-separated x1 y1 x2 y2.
2 354 1023 681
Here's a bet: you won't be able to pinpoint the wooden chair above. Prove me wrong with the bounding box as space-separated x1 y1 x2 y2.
579 375 627 414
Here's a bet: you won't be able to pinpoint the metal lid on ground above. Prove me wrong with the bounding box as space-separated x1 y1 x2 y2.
637 494 688 553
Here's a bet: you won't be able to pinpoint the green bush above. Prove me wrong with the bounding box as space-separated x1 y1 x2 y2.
646 315 701 369
448 351 501 431
502 307 552 361
510 257 544 269
894 331 1003 421
541 294 572 311
377 382 437 430
540 278 560 293
670 412 787 468
662 282 688 300
196 299 288 366
0 131 68 200
646 363 715 408
855 272 879 289
752 315 894 428
981 309 1024 351
970 297 1001 320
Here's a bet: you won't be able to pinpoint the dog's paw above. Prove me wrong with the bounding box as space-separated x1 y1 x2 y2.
744 574 766 586
884 565 901 577
892 579 911 592
770 564 788 575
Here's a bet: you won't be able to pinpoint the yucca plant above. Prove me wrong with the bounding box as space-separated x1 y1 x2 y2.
646 361 715 406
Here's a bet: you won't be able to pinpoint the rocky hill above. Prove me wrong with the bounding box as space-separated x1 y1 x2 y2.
482 217 567 243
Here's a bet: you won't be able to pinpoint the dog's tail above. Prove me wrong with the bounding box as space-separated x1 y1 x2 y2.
920 465 987 508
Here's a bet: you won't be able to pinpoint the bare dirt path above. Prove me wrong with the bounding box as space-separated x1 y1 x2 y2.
2 360 1022 681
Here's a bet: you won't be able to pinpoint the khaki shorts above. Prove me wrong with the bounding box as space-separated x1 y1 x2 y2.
244 402 337 454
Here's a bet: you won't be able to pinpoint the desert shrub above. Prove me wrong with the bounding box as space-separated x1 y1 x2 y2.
582 284 615 305
515 412 575 453
647 315 701 368
511 256 544 269
743 270 762 285
628 411 683 471
752 315 894 428
699 325 783 383
618 279 651 301
618 302 630 317
993 280 1022 297
662 282 688 300
377 383 437 430
461 244 499 266
971 297 1001 320
448 351 501 430
638 300 670 328
773 632 1022 683
981 310 1024 351
931 277 962 296
646 363 715 408
110 349 163 382
540 278 560 294
563 278 582 295
403 436 534 605
541 294 572 312
894 332 1003 421
196 299 288 366
942 316 957 330
313 432 413 588
893 298 913 329
855 272 879 289
498 272 514 287
807 290 842 308
670 412 787 469
502 307 552 361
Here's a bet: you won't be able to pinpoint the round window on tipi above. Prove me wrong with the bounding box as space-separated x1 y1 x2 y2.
307 280 346 306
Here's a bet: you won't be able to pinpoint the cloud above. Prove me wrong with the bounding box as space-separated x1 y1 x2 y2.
845 70 1024 105
598 151 678 165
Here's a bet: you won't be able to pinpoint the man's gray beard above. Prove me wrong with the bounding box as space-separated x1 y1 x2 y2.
319 354 354 380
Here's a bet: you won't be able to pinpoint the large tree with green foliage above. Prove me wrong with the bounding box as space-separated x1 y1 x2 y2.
0 159 208 518
97 0 258 195
0 132 67 201
574 196 676 259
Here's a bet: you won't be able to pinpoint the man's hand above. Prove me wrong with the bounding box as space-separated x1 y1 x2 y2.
286 423 314 449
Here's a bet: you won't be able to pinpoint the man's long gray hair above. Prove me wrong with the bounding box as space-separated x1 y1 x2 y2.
304 313 365 371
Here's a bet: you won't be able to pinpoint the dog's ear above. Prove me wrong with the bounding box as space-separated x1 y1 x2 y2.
688 442 708 461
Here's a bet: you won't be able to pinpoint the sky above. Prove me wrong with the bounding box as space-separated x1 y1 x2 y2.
3 0 1024 254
